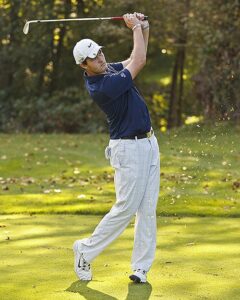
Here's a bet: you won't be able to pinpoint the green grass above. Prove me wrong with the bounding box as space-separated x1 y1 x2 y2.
0 214 239 300
0 125 239 299
0 123 240 217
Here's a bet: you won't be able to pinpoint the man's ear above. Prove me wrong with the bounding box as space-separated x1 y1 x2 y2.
80 62 87 70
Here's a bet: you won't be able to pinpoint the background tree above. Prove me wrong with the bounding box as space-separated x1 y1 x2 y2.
0 0 239 132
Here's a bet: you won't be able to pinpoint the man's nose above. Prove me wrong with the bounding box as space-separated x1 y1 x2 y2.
97 55 104 62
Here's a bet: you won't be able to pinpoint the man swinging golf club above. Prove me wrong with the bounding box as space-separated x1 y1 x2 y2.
72 12 160 283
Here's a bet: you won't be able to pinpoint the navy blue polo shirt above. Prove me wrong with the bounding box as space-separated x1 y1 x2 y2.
84 63 151 139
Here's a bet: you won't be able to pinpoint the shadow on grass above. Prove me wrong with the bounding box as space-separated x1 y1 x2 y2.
126 282 152 300
66 280 118 299
1 215 240 299
66 280 152 300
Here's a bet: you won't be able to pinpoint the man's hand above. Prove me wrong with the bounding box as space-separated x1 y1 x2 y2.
134 12 149 30
123 13 141 30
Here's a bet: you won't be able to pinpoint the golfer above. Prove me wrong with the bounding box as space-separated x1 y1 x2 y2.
72 12 160 283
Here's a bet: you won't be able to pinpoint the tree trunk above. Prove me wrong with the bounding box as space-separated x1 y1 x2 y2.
49 0 71 94
167 0 190 129
177 42 186 126
36 0 55 95
7 0 21 89
167 51 180 129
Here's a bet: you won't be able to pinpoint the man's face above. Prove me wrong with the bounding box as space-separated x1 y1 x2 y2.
81 49 107 75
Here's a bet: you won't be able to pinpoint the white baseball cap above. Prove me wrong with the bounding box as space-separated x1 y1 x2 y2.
73 39 102 64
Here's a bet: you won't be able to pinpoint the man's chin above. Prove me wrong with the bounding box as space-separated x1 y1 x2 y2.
99 65 107 73
102 64 107 71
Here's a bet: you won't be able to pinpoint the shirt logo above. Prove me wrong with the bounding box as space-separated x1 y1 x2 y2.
88 43 92 48
120 72 126 78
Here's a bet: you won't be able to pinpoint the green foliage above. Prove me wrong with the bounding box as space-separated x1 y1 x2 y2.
146 91 168 131
0 0 239 132
188 1 240 120
1 87 106 133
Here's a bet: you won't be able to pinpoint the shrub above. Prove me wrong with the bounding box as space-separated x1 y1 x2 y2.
0 87 107 133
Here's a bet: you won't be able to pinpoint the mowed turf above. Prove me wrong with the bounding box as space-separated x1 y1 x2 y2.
0 214 240 300
0 123 240 217
0 124 240 300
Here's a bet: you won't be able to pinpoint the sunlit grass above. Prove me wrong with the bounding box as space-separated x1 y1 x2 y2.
0 214 239 300
0 123 239 217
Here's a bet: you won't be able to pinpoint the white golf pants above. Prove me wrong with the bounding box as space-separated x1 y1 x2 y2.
80 134 160 272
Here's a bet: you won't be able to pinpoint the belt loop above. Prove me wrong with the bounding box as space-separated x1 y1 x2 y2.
135 136 137 141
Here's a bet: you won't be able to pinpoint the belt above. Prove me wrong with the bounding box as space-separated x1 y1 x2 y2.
121 128 154 140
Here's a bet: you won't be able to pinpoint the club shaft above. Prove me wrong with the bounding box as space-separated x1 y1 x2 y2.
23 15 148 34
27 16 148 24
29 17 113 24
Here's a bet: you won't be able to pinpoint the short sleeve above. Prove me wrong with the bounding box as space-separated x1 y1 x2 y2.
100 68 133 99
108 62 124 72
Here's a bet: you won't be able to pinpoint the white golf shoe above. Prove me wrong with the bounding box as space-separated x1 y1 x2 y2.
73 240 92 281
129 269 147 283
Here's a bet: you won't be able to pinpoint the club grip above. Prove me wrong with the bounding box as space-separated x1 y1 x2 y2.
112 16 148 21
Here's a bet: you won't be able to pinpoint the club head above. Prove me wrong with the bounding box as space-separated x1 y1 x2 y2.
23 22 30 34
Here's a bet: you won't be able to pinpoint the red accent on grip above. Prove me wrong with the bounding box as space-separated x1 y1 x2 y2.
111 16 124 20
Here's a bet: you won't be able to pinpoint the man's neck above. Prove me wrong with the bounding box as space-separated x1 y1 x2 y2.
86 70 106 76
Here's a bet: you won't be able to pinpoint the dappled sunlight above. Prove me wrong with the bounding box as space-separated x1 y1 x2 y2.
0 215 239 300
159 76 171 86
0 127 240 217
185 115 204 125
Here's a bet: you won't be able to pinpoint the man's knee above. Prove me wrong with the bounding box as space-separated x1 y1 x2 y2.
111 201 138 218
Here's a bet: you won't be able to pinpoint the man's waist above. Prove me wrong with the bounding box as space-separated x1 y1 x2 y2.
121 128 154 140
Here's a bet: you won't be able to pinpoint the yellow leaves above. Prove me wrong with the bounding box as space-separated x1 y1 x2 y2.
1 39 10 45
152 93 168 111
94 0 104 6
53 28 61 46
0 1 10 9
184 116 203 125
71 0 78 5
159 76 171 86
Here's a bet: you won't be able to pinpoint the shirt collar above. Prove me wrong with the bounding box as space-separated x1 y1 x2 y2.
84 71 105 83
83 64 115 83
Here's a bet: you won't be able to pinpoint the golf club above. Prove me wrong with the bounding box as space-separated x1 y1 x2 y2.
23 15 148 35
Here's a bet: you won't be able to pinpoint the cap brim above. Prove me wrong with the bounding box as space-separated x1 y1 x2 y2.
87 45 103 59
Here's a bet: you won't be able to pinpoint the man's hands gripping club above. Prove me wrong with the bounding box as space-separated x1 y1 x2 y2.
123 12 149 31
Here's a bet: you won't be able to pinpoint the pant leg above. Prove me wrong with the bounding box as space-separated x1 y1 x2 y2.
80 138 152 263
131 135 160 271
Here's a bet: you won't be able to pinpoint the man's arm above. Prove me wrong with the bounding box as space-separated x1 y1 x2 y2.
123 13 146 79
121 57 132 69
141 20 149 53
122 13 149 69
